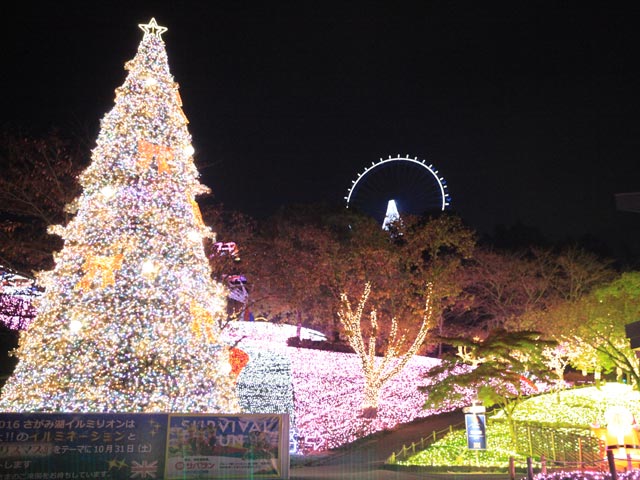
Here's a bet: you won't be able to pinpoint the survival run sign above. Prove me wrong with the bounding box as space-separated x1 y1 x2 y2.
0 412 289 479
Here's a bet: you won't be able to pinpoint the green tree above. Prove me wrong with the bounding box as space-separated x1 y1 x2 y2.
560 272 640 389
422 329 556 447
399 214 475 354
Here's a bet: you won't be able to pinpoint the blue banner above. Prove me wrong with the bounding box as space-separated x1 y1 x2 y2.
0 412 167 479
465 413 487 450
0 412 289 479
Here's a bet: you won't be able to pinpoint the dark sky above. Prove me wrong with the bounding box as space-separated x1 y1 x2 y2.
3 2 640 257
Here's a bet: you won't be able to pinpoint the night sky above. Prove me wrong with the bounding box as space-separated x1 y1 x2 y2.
3 2 640 258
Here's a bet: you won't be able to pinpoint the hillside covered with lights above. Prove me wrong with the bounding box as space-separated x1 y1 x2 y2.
222 321 454 453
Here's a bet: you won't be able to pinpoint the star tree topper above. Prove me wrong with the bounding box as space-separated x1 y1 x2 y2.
138 18 167 38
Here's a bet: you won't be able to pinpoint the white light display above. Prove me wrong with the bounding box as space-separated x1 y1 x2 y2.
337 282 433 411
0 16 479 449
0 19 239 413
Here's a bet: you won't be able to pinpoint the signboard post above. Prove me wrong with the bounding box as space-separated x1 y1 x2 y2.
625 320 640 350
463 404 487 451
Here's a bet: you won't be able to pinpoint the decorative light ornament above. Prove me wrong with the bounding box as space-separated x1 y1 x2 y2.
138 17 167 39
76 254 124 291
189 196 204 226
184 145 195 156
137 139 174 174
187 230 201 242
69 319 83 333
140 259 158 279
220 359 232 376
101 185 116 199
382 199 400 230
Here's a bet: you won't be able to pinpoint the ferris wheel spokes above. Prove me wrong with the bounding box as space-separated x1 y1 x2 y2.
345 154 451 225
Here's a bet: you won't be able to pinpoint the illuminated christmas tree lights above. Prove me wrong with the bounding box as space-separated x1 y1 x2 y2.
0 19 240 413
338 282 434 413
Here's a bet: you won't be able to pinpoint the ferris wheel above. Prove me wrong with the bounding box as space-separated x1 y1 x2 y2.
345 155 451 225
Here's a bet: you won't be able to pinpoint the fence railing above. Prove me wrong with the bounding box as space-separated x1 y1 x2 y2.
509 419 605 468
386 421 464 464
386 417 606 470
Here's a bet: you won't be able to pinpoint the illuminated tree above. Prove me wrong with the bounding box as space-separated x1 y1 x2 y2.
541 342 572 390
560 272 640 390
0 19 240 413
337 282 434 415
422 329 555 446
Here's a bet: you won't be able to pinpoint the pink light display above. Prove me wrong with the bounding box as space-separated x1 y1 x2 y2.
0 268 39 330
225 322 474 453
0 295 35 330
286 347 449 452
534 472 640 480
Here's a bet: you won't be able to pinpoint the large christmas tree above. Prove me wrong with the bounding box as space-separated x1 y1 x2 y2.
0 19 240 413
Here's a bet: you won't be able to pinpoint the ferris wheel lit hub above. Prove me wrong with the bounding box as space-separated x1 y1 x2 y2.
382 200 401 230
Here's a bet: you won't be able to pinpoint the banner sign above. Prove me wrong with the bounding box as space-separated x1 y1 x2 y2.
165 414 288 479
0 412 289 479
465 413 487 450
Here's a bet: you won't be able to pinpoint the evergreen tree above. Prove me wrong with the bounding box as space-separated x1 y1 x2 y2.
0 19 240 413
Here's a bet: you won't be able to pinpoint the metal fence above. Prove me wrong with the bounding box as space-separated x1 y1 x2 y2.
386 422 463 464
509 420 605 468
386 418 607 470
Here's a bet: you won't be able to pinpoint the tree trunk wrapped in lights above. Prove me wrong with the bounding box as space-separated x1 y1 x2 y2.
338 282 434 414
0 19 240 413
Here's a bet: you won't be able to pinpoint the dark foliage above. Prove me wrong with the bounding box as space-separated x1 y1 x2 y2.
286 336 355 354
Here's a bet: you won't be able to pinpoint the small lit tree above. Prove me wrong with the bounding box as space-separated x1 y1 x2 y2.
338 282 434 415
541 342 572 396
